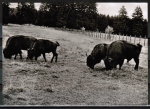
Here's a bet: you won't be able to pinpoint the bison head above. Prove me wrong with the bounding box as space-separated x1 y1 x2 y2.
86 55 96 69
104 57 114 70
27 48 35 60
3 48 12 59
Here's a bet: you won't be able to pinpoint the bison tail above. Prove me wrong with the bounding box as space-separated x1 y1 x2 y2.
56 41 60 46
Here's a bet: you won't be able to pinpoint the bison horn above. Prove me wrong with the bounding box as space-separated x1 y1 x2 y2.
56 41 60 46
108 58 113 62
103 56 107 60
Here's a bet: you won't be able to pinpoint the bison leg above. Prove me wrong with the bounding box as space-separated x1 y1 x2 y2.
55 53 58 62
19 53 22 59
42 53 47 62
35 57 37 61
14 54 17 59
114 65 117 69
134 58 139 70
51 51 57 63
51 54 54 63
119 60 124 70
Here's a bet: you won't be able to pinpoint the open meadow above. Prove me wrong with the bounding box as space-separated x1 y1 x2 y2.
2 24 148 105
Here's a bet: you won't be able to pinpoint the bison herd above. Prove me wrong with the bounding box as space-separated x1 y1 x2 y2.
3 35 59 63
86 40 142 71
3 35 142 71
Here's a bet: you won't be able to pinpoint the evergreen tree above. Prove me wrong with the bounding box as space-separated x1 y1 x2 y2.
131 6 144 37
132 6 143 20
2 2 10 25
117 6 129 35
9 8 17 23
142 19 148 37
16 2 37 24
119 6 127 18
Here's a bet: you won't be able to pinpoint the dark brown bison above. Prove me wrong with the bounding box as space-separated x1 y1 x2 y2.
27 39 60 62
104 40 142 70
86 43 109 69
3 35 37 59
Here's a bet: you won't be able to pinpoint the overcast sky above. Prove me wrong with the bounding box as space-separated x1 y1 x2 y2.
10 2 148 20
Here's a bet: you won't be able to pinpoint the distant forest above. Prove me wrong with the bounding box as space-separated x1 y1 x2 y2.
2 2 148 37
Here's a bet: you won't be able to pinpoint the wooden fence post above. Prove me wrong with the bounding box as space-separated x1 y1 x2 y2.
130 35 131 43
96 32 98 38
100 32 101 38
93 31 94 37
134 35 136 44
93 32 94 37
139 35 141 44
144 35 146 46
89 31 91 37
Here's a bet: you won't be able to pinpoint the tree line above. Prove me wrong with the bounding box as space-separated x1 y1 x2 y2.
2 2 148 38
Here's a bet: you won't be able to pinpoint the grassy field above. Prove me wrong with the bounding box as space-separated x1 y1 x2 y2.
2 24 148 105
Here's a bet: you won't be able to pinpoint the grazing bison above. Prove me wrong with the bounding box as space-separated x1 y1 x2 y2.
104 40 142 70
27 39 60 62
3 35 37 59
86 43 109 69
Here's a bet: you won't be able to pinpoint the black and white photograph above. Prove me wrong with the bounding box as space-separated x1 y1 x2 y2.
2 2 148 105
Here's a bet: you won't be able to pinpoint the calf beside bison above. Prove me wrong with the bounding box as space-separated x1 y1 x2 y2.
86 40 142 71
